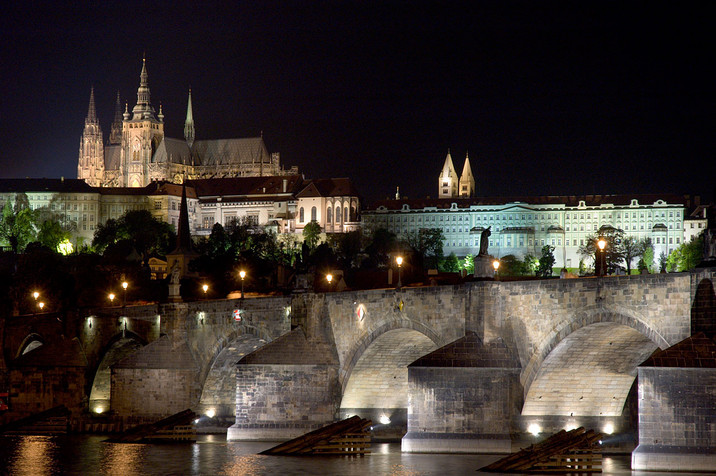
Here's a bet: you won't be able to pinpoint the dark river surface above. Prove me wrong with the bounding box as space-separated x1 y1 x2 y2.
0 434 701 475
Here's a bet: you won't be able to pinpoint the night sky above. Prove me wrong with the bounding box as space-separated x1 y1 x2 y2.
2 2 713 202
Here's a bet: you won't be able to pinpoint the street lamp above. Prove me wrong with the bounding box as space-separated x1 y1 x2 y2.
396 256 403 290
596 238 607 277
493 259 500 276
202 284 209 299
121 281 128 307
38 302 45 312
326 273 333 291
239 270 246 299
109 293 116 306
33 291 39 301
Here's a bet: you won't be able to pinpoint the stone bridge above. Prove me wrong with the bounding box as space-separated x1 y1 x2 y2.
2 269 713 454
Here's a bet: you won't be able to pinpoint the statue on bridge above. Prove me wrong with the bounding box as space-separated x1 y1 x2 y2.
478 226 492 257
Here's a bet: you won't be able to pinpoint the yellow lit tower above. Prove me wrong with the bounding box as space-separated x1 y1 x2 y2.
459 151 475 197
120 57 164 187
77 87 105 186
438 149 459 198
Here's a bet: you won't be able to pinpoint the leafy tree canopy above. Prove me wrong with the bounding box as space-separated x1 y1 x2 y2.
0 193 36 253
536 245 556 277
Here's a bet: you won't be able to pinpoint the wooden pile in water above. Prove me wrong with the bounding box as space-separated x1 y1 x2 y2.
481 427 603 473
260 415 372 456
106 409 197 443
0 405 70 435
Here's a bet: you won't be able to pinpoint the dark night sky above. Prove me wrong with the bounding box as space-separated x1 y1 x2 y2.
1 1 713 202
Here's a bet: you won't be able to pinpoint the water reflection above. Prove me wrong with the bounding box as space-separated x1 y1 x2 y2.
101 442 147 476
6 435 56 476
0 435 708 475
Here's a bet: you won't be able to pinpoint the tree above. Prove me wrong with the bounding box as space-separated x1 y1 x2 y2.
92 210 176 261
0 193 36 253
37 219 72 253
536 245 556 277
578 226 625 274
364 228 397 268
462 254 475 274
441 253 460 272
621 236 642 275
302 221 322 250
637 238 654 273
406 228 445 270
666 236 703 272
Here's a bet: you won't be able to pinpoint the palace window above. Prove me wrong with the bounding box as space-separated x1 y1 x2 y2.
311 206 317 221
299 207 304 223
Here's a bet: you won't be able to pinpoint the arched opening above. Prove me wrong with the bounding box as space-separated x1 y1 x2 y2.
196 335 267 429
340 328 437 440
521 322 658 440
16 334 44 357
89 337 143 414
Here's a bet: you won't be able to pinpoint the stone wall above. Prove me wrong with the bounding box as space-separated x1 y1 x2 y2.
633 367 716 471
228 364 340 440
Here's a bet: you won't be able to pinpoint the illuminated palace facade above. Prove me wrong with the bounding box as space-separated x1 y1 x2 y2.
362 151 689 269
77 59 296 188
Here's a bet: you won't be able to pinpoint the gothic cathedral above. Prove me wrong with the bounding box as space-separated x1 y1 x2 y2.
78 58 294 188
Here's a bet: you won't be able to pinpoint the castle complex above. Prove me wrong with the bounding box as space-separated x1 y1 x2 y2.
77 59 295 188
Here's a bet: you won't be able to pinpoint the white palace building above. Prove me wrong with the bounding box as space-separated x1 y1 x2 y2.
362 150 692 269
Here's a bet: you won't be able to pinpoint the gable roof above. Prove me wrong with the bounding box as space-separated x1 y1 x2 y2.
296 178 361 198
191 137 271 166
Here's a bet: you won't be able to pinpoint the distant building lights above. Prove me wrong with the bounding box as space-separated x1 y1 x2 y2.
206 408 216 418
379 415 391 425
603 422 614 435
95 406 104 414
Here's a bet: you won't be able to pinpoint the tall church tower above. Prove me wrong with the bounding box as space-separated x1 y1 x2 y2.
438 149 459 198
108 90 123 145
120 57 164 187
77 87 105 187
184 89 195 149
459 151 475 197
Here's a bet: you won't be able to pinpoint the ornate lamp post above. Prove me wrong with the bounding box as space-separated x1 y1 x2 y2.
326 273 333 291
109 293 116 306
239 270 246 299
396 256 403 290
121 281 128 307
202 284 209 299
596 238 607 276
38 302 45 312
492 259 500 277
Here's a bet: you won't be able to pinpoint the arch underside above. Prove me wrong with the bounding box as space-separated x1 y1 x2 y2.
89 337 144 414
522 322 658 418
340 328 437 439
197 335 267 423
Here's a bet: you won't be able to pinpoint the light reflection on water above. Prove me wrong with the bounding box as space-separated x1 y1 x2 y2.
0 435 704 475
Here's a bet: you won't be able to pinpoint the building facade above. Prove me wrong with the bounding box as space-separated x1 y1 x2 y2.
77 59 297 188
363 153 692 270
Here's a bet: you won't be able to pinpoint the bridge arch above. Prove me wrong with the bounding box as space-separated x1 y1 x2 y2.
195 325 271 426
15 333 45 358
519 313 663 437
88 331 147 415
339 319 441 439
520 307 669 395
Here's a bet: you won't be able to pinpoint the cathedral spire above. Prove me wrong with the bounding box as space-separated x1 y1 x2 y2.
132 56 156 119
86 87 98 123
109 90 123 145
184 89 195 149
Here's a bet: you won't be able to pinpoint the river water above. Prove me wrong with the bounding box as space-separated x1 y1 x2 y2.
0 434 698 475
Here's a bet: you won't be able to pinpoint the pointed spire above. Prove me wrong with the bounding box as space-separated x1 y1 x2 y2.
459 150 476 198
184 89 195 148
439 148 459 199
109 90 123 145
132 56 155 119
86 87 98 123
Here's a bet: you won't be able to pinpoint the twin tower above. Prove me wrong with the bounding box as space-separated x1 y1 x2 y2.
438 150 474 198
